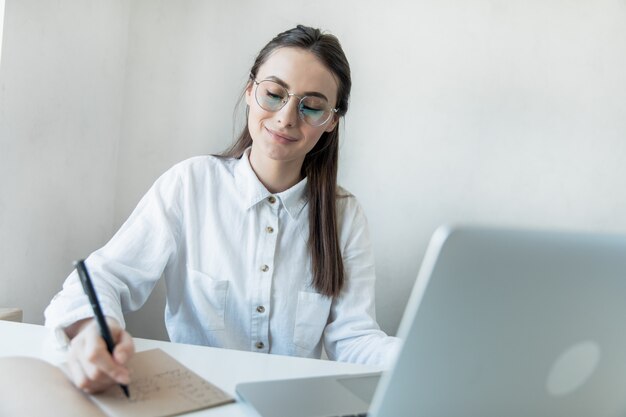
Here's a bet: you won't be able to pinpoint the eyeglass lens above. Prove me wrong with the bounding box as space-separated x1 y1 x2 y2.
255 80 332 126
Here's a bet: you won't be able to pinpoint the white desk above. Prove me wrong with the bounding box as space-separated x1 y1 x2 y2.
0 321 379 416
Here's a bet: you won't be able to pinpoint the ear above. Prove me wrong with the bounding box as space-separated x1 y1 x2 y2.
245 81 254 107
324 113 339 133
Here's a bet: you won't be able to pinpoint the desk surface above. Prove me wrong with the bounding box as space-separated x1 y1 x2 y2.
0 321 378 417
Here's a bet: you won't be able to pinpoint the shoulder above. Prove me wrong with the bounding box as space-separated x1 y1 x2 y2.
336 184 354 199
336 185 359 209
163 154 239 182
335 185 366 220
169 154 238 174
335 185 372 248
147 155 240 198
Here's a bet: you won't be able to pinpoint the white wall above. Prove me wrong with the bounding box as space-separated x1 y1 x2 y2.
1 1 625 339
0 0 130 324
0 0 5 67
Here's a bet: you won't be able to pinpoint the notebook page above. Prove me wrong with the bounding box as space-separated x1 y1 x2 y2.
0 356 106 417
90 348 234 417
92 349 234 417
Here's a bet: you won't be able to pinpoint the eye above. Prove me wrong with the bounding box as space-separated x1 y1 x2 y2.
301 96 327 112
300 97 326 118
266 91 283 100
301 105 323 114
263 84 287 101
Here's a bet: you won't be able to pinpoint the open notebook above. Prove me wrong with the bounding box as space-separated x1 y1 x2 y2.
0 348 234 417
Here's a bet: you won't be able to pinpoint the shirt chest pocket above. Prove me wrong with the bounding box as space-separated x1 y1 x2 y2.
293 291 332 351
187 268 229 331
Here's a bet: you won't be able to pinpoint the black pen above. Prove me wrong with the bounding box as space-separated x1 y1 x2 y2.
74 259 130 398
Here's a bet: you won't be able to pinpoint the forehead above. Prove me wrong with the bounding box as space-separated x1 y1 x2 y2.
256 47 338 104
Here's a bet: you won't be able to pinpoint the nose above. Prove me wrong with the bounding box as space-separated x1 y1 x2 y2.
276 95 299 127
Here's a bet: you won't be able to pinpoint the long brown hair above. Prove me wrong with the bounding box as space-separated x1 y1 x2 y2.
221 25 351 297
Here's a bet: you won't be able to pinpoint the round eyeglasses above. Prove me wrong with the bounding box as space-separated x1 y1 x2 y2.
253 79 338 127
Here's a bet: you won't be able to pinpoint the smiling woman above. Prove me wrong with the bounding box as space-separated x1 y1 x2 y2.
44 24 400 396
223 28 352 301
245 47 340 191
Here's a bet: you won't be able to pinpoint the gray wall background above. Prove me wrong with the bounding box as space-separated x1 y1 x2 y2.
1 0 625 340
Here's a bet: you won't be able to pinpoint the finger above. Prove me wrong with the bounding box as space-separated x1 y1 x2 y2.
112 330 135 366
81 330 130 384
75 360 116 394
66 351 91 390
67 348 114 394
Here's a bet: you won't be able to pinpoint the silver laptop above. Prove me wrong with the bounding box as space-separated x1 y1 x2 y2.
237 225 626 417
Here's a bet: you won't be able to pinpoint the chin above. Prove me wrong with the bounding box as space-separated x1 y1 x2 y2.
253 139 290 160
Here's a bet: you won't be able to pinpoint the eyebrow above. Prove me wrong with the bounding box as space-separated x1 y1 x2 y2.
263 75 330 102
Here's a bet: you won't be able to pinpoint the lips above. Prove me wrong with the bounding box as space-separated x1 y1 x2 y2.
265 127 299 143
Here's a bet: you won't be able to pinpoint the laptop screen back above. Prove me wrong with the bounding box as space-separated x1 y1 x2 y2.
371 226 626 417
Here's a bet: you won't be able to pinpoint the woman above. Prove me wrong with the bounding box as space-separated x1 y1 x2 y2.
45 25 399 394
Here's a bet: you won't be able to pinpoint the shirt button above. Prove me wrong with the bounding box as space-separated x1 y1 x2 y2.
265 226 274 233
256 305 265 313
268 196 276 204
260 265 269 272
255 341 264 349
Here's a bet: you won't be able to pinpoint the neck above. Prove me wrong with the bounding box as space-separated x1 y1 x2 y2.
248 149 303 194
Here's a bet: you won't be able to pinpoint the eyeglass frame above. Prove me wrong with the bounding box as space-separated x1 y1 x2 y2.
251 78 339 127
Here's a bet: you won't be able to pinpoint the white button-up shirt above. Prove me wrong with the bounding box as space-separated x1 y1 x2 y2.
45 149 399 366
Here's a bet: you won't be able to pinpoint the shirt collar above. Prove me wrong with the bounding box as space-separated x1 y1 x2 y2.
234 147 308 219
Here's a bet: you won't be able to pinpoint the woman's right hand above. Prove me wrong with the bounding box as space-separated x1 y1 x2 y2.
64 318 135 394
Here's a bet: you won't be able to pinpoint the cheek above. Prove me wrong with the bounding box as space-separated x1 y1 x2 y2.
248 106 265 126
325 118 338 133
247 106 274 139
250 101 278 121
303 127 327 146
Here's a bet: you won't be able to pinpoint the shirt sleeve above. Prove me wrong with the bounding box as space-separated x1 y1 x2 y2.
44 165 184 336
322 195 402 368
